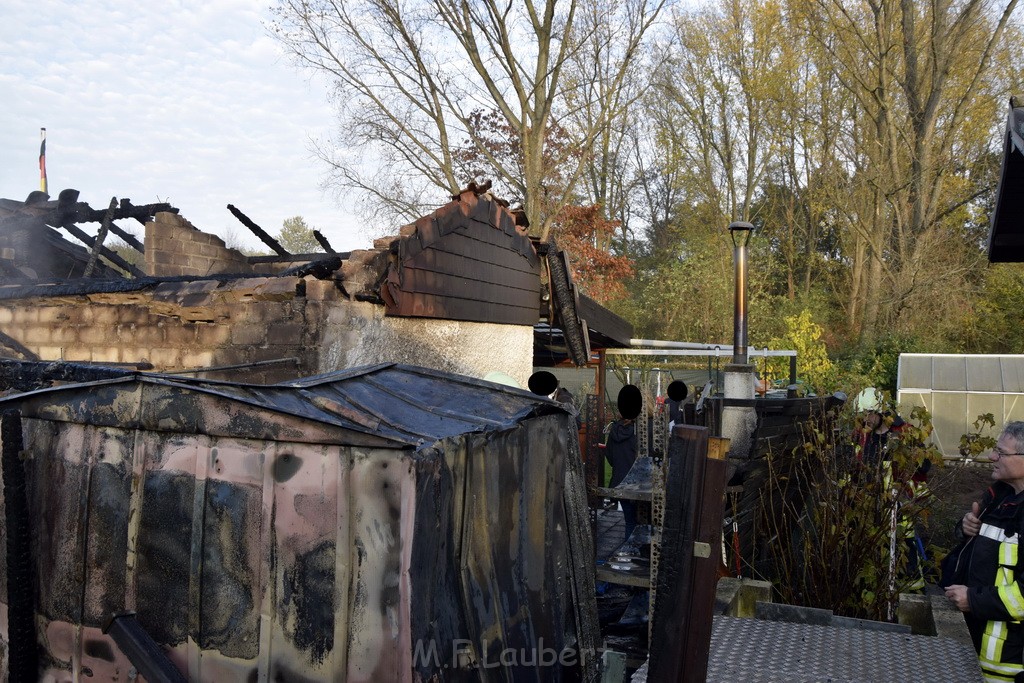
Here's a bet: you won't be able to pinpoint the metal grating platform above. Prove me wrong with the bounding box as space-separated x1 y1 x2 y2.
631 615 983 682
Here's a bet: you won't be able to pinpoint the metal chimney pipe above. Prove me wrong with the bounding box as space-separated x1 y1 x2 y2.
729 222 754 365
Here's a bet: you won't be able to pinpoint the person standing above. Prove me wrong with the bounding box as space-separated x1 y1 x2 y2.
852 387 929 590
528 370 581 428
606 385 642 545
666 380 688 430
605 416 637 537
945 421 1024 683
853 387 907 467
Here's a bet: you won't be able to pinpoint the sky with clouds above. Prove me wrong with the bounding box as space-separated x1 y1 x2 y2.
0 0 374 253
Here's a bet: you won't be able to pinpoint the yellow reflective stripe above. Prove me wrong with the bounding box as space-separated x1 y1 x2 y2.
983 620 1007 663
1001 541 1019 568
982 671 1017 683
981 656 1024 677
999 583 1024 620
998 567 1014 586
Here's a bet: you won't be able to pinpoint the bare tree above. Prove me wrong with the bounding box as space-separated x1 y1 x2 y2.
652 0 790 225
270 0 667 240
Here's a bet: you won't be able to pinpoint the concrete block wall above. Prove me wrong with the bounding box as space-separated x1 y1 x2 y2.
0 276 343 384
145 212 252 277
0 274 534 386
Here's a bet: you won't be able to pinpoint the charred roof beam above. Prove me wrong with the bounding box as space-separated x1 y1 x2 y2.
226 204 288 257
52 189 177 226
83 197 118 278
313 230 336 254
56 220 145 278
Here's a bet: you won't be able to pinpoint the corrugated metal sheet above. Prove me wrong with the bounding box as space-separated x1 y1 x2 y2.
0 363 565 448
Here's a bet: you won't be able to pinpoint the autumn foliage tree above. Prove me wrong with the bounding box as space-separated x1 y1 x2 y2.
550 204 632 303
453 108 579 229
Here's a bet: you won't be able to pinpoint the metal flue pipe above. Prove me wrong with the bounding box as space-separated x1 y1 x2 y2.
729 222 754 365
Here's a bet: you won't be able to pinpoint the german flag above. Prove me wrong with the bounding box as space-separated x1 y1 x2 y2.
39 128 47 194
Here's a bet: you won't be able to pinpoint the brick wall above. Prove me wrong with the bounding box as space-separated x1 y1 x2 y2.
0 275 534 386
0 276 335 384
145 212 252 277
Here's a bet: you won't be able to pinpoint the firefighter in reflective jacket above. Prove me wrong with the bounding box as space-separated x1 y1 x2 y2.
853 387 929 591
946 421 1024 683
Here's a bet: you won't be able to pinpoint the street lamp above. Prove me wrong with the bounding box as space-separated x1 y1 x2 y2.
729 221 754 366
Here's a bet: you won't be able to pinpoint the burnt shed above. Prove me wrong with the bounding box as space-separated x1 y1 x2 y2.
0 363 598 681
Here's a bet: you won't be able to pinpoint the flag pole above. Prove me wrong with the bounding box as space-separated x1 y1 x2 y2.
39 128 47 195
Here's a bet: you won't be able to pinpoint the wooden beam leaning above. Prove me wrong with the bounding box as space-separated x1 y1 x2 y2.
226 204 288 256
106 199 146 251
313 230 336 253
84 197 118 277
59 221 146 278
684 446 728 680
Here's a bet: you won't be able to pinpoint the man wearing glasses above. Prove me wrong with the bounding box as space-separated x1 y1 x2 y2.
945 421 1024 683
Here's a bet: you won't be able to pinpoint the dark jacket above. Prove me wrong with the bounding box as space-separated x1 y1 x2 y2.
606 419 637 488
855 414 906 467
959 482 1024 663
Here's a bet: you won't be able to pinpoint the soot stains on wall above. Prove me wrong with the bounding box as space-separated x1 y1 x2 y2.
282 540 336 665
201 479 260 659
135 470 195 645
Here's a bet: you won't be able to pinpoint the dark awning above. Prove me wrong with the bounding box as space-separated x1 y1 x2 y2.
988 97 1024 262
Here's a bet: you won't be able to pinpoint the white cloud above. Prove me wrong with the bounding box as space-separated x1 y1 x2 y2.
0 0 375 254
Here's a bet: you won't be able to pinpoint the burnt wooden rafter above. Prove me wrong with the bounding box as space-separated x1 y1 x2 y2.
58 220 146 278
48 190 177 227
83 197 118 278
23 190 171 260
9 190 172 259
546 248 590 366
226 204 288 256
313 230 336 254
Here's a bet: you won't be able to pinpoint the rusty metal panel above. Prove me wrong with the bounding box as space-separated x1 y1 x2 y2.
20 423 418 681
452 417 583 680
344 448 417 681
264 439 349 681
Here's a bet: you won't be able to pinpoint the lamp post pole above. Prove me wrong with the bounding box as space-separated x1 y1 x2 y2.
730 221 754 366
721 222 757 489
